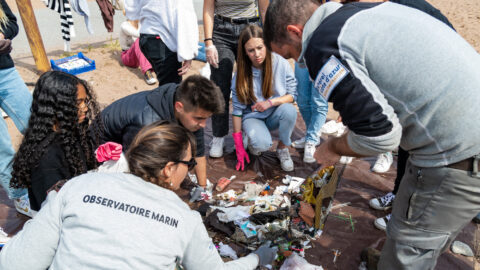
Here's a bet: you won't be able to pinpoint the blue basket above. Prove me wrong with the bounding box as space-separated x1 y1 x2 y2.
50 52 96 75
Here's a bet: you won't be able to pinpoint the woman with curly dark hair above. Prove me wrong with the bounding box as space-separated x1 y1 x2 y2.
10 71 103 212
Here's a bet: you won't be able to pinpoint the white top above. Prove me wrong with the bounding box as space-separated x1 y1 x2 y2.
119 21 139 51
0 172 259 270
124 0 199 62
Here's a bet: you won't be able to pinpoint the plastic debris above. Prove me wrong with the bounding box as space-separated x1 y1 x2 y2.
282 175 292 185
212 205 251 223
287 177 306 193
216 175 236 192
451 241 474 257
279 252 323 270
236 220 258 238
332 249 341 264
218 242 238 260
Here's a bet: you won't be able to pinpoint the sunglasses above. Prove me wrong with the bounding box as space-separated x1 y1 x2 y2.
174 157 197 170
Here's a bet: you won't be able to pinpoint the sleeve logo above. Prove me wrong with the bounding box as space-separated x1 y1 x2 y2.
314 55 349 100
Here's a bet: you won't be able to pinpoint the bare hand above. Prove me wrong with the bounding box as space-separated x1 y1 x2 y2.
251 100 272 112
178 60 192 76
314 139 341 170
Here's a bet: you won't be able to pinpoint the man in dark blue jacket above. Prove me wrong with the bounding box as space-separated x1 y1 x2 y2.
100 75 224 188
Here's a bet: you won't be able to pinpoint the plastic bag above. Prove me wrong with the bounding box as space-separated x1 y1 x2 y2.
96 153 129 173
279 253 323 270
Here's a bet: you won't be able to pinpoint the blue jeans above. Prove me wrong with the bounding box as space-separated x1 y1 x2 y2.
0 67 32 199
295 63 328 145
242 103 297 152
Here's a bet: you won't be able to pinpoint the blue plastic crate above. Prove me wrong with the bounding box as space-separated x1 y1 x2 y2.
50 52 96 75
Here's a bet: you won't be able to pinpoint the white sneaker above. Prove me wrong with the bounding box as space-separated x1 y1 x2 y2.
372 152 393 173
303 142 317 163
321 120 339 135
292 137 320 149
277 148 294 171
374 213 391 231
339 156 353 164
292 137 306 149
369 192 395 210
209 136 224 158
14 194 36 218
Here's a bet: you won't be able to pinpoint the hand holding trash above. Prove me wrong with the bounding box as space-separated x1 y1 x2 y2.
96 142 122 162
232 132 250 171
189 186 205 202
206 44 219 68
253 242 278 266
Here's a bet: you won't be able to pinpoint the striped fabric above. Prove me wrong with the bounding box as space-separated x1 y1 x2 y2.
215 0 258 19
46 0 76 51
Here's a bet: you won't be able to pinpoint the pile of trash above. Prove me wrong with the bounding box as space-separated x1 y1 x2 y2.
191 167 337 269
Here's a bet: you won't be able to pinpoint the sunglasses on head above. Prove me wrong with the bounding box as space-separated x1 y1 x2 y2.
174 157 197 170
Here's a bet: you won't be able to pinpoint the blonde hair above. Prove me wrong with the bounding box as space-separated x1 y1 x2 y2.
236 25 273 104
0 5 9 33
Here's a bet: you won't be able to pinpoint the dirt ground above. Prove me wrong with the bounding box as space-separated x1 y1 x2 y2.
3 0 480 269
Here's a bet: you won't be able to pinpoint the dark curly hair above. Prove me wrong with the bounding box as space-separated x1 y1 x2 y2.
10 71 103 189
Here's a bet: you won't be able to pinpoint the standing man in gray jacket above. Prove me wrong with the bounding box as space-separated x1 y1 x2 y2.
264 0 480 269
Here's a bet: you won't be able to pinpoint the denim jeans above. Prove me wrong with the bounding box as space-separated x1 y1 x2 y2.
295 62 328 145
0 67 31 199
242 103 297 152
139 34 182 86
210 16 259 137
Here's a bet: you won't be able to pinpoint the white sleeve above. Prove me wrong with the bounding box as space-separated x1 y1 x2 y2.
121 21 140 38
182 216 258 270
175 1 199 62
124 0 141 20
0 190 64 270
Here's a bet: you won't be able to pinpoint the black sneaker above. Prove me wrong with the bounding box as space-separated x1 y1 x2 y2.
144 70 158 85
369 192 395 211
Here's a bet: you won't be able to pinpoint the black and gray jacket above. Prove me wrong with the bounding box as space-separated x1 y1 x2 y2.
300 2 480 167
100 83 205 156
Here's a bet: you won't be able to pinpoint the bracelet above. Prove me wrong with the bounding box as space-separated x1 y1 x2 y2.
204 38 213 42
267 99 273 107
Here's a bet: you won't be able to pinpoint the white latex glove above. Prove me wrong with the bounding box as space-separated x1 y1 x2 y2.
206 45 219 68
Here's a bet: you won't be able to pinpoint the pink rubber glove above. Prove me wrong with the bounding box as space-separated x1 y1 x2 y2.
96 142 122 162
233 132 250 171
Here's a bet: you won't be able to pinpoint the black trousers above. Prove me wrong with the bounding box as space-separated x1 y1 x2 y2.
139 34 182 86
392 147 409 194
210 16 259 137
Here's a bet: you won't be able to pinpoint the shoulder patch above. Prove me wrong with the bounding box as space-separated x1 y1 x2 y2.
313 55 349 100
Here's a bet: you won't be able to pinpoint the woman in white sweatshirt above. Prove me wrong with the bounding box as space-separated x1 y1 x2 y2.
0 121 276 270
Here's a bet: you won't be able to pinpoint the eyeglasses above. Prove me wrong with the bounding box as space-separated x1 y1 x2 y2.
174 157 197 170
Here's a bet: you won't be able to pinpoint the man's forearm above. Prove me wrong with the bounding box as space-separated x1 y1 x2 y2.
194 156 207 187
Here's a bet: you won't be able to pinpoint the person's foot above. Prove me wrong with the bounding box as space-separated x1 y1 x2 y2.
303 141 317 163
14 194 36 218
374 213 391 231
277 148 294 171
292 137 320 149
144 70 158 85
369 192 395 210
372 152 393 173
292 137 306 148
339 156 353 164
209 136 224 158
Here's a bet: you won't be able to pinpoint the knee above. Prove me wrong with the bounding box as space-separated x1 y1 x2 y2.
277 103 297 122
245 128 272 152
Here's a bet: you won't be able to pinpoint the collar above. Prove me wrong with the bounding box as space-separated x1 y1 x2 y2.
297 2 342 67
